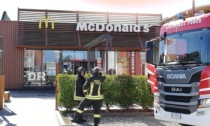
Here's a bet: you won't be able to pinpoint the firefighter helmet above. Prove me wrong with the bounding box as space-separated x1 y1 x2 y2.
78 67 86 72
93 67 100 74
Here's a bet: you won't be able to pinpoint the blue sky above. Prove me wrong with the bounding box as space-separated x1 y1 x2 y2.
1 0 210 20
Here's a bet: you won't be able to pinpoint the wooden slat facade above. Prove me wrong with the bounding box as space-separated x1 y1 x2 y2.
18 8 162 51
0 21 24 90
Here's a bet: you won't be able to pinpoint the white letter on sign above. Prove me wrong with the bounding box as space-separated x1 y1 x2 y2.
96 23 105 31
133 24 141 32
28 72 36 81
76 22 87 31
114 24 121 32
106 24 114 32
122 24 128 32
142 24 149 32
88 23 95 31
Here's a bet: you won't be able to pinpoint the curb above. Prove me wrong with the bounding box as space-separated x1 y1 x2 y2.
56 110 77 126
55 110 65 126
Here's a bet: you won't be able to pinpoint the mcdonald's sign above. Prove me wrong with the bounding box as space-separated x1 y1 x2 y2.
39 16 54 29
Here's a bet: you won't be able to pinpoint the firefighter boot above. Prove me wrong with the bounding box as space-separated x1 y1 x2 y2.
94 123 99 126
80 115 86 122
71 113 83 124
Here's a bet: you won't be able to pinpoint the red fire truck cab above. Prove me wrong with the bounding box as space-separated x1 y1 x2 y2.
146 13 210 126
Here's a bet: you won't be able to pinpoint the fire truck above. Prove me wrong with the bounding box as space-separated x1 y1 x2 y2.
146 13 210 126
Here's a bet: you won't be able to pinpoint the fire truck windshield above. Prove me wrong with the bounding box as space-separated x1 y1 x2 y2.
159 29 210 65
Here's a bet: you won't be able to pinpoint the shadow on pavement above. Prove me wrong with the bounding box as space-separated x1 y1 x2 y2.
0 105 17 126
9 91 55 100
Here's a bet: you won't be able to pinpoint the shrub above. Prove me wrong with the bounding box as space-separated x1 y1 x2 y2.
57 74 154 111
133 76 154 110
115 75 135 109
57 74 77 111
103 75 118 111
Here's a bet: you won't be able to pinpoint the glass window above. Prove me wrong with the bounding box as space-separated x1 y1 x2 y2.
44 50 58 76
24 50 58 87
63 51 87 60
159 29 210 65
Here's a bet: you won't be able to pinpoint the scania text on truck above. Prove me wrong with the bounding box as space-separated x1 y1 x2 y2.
146 13 210 126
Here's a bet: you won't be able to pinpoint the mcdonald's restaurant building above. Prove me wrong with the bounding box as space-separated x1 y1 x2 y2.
0 8 161 90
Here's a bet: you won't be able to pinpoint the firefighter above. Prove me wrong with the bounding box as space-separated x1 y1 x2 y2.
73 67 86 122
72 67 106 126
74 67 86 101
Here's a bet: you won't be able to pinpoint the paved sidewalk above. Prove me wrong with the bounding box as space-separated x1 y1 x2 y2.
58 103 180 126
83 116 181 126
0 91 59 126
0 91 181 126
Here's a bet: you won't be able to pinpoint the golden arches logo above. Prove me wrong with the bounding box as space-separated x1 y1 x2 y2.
39 16 54 29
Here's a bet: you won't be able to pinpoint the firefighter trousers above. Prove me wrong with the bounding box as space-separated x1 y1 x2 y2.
74 98 103 124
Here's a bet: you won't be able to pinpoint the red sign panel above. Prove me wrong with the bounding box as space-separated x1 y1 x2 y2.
160 13 210 36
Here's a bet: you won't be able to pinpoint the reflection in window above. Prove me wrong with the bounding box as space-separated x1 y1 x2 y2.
63 51 87 60
44 50 57 76
24 50 58 86
159 29 210 64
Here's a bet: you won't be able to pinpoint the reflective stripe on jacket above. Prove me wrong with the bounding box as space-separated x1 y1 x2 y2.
83 75 105 100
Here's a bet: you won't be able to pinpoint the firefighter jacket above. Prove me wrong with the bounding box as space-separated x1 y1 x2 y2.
83 74 106 100
74 74 86 101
